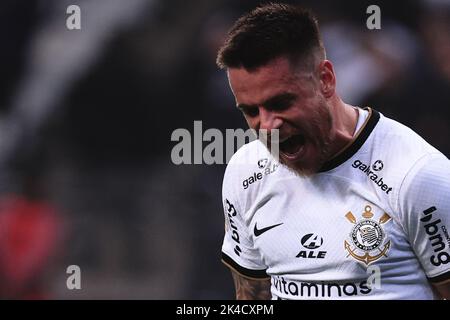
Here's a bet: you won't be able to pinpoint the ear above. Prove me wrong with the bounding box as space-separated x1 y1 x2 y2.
318 60 336 99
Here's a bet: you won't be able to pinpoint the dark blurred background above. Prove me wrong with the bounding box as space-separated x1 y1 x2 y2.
0 0 449 299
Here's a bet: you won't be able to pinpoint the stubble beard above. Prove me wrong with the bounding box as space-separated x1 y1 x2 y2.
277 103 333 178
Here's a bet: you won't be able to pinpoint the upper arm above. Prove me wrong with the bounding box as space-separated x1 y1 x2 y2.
399 154 450 287
222 196 271 299
221 152 272 299
230 269 272 300
432 280 450 300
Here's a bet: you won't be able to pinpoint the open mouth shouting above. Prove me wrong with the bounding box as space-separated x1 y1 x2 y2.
279 134 307 162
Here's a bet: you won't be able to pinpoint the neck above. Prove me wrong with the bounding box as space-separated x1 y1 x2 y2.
328 96 359 158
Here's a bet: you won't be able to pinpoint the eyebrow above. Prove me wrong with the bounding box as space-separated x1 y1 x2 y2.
237 92 297 110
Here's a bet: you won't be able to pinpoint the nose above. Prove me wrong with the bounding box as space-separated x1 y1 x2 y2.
258 107 282 132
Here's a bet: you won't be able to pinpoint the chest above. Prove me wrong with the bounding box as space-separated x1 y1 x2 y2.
243 174 406 275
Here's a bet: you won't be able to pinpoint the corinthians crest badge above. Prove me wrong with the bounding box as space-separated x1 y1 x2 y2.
344 205 392 265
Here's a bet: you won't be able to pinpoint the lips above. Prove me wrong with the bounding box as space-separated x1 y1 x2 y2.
279 134 306 160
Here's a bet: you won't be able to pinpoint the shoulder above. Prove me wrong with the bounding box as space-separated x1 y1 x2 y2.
374 112 440 157
401 152 450 195
223 140 272 187
369 111 444 179
370 111 450 211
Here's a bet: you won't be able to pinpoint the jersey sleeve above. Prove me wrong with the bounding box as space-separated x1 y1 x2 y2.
399 153 450 283
221 163 269 280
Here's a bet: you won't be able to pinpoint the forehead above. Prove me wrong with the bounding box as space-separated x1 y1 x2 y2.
227 57 303 106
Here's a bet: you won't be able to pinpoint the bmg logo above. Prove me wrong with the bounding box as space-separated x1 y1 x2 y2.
420 206 450 267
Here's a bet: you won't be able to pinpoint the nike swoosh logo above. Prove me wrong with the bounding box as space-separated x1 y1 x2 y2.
254 223 283 237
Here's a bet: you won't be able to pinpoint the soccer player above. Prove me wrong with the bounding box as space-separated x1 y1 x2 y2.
216 3 450 299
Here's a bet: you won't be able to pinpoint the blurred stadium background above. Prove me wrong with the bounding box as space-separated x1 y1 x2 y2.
0 0 449 299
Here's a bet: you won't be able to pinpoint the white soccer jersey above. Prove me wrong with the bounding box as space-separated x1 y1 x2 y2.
221 107 450 300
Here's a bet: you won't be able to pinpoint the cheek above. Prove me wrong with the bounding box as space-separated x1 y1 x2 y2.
310 105 333 146
244 116 258 131
288 106 315 132
301 104 332 140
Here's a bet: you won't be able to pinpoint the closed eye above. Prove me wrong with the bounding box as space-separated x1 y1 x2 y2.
264 93 297 111
238 105 259 117
236 92 297 117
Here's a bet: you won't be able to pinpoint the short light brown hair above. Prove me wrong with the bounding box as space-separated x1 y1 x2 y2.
216 3 324 71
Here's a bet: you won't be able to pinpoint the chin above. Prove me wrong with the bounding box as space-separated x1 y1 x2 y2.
279 157 318 178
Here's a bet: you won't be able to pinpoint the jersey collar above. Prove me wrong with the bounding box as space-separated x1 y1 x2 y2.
319 107 380 173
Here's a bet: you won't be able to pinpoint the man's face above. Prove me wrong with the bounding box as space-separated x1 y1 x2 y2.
227 56 334 176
